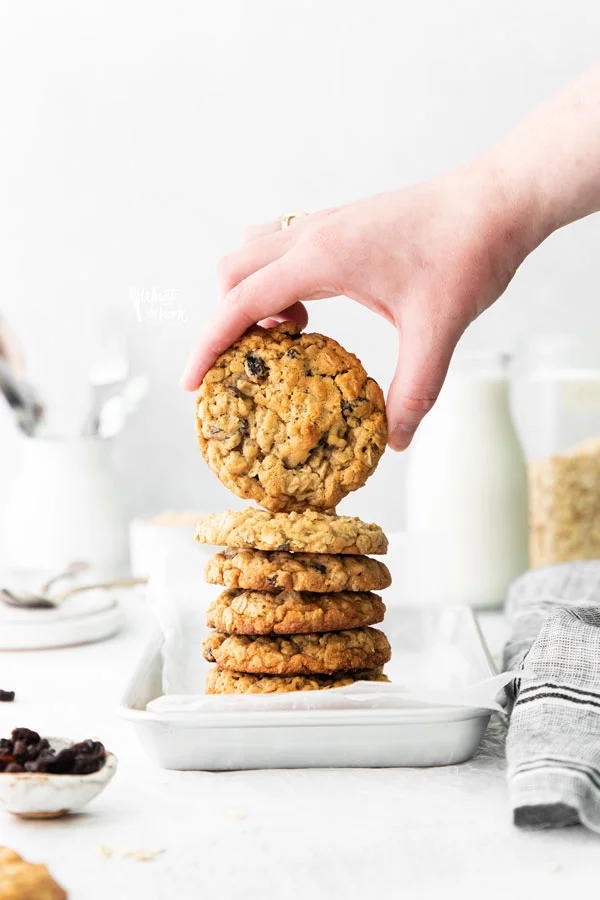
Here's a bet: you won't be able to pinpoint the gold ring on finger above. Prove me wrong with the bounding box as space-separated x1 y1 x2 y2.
279 211 309 230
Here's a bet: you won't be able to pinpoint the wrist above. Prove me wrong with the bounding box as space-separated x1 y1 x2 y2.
468 150 554 268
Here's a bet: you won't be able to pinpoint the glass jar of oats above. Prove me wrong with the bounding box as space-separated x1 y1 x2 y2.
515 335 600 568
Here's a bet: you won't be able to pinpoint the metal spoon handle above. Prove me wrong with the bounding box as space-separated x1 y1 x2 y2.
41 561 90 595
56 577 147 602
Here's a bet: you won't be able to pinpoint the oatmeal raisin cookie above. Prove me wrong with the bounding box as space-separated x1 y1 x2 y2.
195 508 388 556
196 322 387 512
202 626 391 675
206 587 385 634
205 667 388 694
204 548 391 592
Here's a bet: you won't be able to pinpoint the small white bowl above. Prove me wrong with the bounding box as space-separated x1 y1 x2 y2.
0 738 117 818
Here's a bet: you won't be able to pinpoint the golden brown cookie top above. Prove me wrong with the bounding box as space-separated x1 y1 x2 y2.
204 548 391 593
207 587 385 635
196 322 387 512
195 508 388 555
0 847 66 900
205 667 388 694
203 626 391 675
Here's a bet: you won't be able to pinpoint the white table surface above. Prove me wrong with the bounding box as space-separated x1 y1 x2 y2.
0 598 597 900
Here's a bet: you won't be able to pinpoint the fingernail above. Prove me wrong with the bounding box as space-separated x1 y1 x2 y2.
389 424 416 452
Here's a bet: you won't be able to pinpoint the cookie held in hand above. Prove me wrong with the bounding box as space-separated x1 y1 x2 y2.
196 322 387 512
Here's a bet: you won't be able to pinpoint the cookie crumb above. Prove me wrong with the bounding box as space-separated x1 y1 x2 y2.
105 845 166 862
221 807 247 821
124 848 166 862
0 690 15 702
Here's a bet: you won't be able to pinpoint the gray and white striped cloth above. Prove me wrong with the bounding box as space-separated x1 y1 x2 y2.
503 560 600 832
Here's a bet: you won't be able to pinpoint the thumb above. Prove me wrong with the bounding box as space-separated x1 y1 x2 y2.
387 312 462 451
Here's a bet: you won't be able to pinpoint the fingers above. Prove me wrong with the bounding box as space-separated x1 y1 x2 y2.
240 209 330 246
386 309 464 451
222 211 336 295
180 252 325 390
217 230 294 296
182 210 339 390
259 301 308 330
241 220 281 244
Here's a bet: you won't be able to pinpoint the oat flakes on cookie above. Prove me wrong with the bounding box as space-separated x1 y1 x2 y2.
205 667 389 694
207 587 385 635
202 626 391 675
196 322 387 512
195 508 388 555
205 548 391 593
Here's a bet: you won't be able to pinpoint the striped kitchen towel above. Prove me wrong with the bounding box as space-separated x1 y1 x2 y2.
503 561 600 832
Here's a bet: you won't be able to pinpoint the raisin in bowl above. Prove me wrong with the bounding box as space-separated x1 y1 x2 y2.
0 728 117 818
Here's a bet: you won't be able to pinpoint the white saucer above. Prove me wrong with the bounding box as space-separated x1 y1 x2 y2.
0 591 125 650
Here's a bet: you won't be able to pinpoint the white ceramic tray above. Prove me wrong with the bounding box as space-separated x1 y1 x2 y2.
119 606 500 771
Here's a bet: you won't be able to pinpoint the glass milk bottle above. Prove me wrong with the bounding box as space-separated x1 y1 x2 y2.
405 351 528 608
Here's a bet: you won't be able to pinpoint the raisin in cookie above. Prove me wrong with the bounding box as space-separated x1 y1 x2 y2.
202 626 391 675
195 508 388 555
0 848 66 900
196 322 387 512
206 667 388 694
206 587 385 635
205 548 391 592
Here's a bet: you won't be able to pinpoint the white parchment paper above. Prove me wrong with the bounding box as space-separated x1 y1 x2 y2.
146 547 515 715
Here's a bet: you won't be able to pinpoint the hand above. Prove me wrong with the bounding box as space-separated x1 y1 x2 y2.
180 158 541 449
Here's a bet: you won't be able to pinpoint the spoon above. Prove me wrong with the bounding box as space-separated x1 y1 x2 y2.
0 315 26 378
0 317 44 435
0 359 44 436
41 560 90 594
0 561 90 609
0 577 146 610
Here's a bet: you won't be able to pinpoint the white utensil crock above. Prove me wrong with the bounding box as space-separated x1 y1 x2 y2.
0 437 127 575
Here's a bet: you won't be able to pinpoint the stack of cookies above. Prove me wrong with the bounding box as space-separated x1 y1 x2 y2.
194 322 392 694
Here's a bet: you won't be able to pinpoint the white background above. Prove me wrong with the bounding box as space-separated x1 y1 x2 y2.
0 0 599 530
